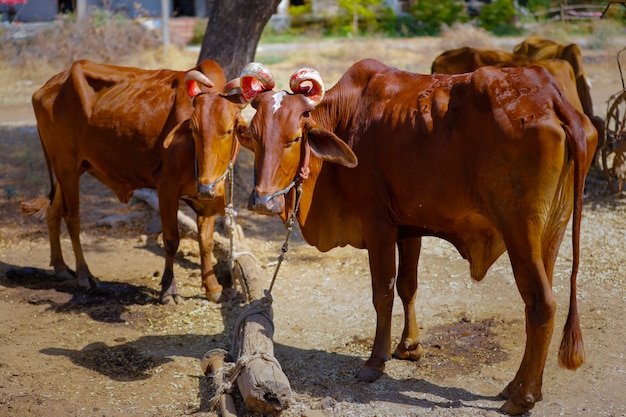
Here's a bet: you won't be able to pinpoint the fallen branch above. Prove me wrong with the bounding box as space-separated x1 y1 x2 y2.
132 188 197 237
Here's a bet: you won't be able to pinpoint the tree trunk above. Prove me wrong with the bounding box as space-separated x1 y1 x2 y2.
198 0 283 80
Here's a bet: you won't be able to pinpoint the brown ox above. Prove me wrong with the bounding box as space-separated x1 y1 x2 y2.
431 46 585 114
21 59 247 304
234 59 597 414
513 36 604 144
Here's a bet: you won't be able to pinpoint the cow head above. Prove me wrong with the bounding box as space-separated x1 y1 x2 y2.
235 63 356 219
163 70 247 200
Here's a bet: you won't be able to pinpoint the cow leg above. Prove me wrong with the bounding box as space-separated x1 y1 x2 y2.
58 177 99 290
46 182 74 280
196 212 223 302
158 196 182 305
499 231 556 415
392 236 424 362
357 222 397 382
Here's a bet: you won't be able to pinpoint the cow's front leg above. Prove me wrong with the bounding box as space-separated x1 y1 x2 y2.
392 236 424 362
357 224 397 382
196 212 223 302
159 197 182 305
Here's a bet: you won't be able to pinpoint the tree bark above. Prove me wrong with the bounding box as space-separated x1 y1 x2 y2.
197 0 283 79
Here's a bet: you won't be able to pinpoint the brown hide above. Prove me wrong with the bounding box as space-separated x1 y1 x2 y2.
23 60 245 303
513 36 596 119
431 46 585 114
243 58 597 415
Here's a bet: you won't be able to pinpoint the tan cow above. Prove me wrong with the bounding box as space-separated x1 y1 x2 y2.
513 36 604 144
431 46 586 113
232 59 597 414
21 60 247 304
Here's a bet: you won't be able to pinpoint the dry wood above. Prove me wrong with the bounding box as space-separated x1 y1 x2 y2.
132 188 198 237
230 295 292 415
201 349 238 417
134 188 292 413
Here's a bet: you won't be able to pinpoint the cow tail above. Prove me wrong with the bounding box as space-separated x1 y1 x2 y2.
556 98 587 371
20 126 54 222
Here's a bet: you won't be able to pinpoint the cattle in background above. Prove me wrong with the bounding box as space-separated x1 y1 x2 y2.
431 46 585 114
513 36 605 145
21 60 247 304
233 59 597 414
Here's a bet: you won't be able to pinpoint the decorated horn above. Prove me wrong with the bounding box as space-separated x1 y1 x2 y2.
221 78 248 105
185 70 215 98
290 68 324 106
239 62 275 102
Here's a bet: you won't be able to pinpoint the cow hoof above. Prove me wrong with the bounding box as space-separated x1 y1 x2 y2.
205 285 223 303
88 276 101 290
500 395 536 415
393 342 424 361
161 293 182 305
55 269 76 281
356 367 383 382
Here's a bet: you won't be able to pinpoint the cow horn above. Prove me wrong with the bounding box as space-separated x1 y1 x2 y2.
239 62 275 102
221 77 248 105
185 70 215 98
290 68 324 106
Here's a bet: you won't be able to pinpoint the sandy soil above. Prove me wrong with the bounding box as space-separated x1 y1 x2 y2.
0 35 625 417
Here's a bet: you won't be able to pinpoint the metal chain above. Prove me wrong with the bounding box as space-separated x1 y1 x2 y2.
268 183 303 294
224 162 236 272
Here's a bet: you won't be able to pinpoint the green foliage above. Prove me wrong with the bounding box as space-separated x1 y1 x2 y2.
408 0 465 36
478 0 518 34
525 0 553 14
327 0 392 36
190 18 208 45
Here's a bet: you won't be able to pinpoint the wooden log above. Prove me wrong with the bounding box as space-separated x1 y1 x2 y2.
132 188 198 237
201 349 238 417
134 189 293 413
230 295 292 415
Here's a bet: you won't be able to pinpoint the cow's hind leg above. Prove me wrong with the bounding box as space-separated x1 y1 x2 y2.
45 182 74 281
499 228 557 415
57 177 99 290
392 236 424 361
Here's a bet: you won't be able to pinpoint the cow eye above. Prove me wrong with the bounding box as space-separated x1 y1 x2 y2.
293 136 301 143
303 111 310 118
226 129 233 135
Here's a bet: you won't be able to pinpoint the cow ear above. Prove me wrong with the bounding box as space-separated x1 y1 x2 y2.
235 124 254 151
163 119 191 149
306 125 357 168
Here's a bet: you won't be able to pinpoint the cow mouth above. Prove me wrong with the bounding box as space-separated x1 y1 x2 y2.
247 190 284 215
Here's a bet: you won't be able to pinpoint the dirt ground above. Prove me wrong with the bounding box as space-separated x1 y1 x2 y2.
0 34 625 417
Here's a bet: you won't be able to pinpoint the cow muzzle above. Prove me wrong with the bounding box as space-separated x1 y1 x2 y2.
197 182 218 200
247 190 284 215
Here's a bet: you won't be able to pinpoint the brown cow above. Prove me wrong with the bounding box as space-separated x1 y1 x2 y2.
513 36 605 145
21 59 247 304
232 59 597 414
431 46 585 113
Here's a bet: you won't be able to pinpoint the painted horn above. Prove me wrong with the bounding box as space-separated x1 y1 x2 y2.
221 77 248 105
289 68 324 106
185 70 215 98
239 62 275 102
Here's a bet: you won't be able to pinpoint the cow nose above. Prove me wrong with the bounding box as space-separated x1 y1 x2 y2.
197 183 217 200
247 190 284 215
